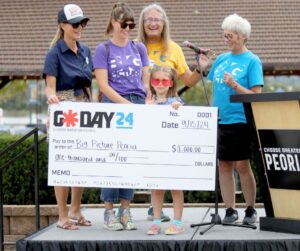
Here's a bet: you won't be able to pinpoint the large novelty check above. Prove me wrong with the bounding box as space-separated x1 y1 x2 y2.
48 102 218 191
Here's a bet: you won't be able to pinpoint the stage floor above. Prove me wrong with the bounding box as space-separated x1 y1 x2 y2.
17 207 300 251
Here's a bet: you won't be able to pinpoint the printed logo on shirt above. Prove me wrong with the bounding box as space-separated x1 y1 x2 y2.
213 60 246 91
109 54 142 83
152 50 171 64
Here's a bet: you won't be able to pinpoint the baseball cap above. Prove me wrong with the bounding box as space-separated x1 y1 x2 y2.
57 4 90 24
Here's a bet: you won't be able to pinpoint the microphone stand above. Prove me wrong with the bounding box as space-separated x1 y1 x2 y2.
190 52 257 235
190 116 223 234
177 52 210 103
194 53 210 106
190 153 222 235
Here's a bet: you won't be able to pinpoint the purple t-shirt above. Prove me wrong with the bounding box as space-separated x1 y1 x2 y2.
93 40 149 98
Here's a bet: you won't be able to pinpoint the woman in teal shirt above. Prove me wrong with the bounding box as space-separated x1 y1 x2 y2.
201 13 264 225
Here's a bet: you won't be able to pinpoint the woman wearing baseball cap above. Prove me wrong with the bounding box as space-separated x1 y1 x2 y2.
43 4 93 230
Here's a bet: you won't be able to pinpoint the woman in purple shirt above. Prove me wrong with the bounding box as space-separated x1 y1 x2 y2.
93 2 149 231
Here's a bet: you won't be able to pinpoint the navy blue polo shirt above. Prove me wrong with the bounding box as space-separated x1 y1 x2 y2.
43 38 93 96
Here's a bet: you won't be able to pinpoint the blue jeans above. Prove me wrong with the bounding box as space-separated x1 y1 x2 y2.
101 188 134 202
100 93 145 202
101 94 145 104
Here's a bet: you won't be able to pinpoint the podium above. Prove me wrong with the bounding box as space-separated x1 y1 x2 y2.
231 92 300 234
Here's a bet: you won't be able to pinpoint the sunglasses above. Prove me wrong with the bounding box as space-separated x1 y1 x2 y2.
151 78 172 87
70 20 88 29
120 21 136 29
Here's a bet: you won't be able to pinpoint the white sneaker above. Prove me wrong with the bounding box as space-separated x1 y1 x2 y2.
103 209 123 231
119 207 137 230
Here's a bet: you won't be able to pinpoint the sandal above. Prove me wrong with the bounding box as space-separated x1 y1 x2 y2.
57 221 79 230
70 216 92 226
76 216 92 226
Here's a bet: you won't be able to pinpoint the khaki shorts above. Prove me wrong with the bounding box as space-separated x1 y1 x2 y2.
56 89 91 102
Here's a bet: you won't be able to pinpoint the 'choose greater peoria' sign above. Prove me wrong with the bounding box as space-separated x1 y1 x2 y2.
259 129 300 190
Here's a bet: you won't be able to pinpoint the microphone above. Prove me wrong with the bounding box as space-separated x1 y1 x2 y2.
183 41 209 55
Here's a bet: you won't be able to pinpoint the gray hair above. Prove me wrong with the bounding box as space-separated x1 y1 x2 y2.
222 14 251 39
137 3 171 53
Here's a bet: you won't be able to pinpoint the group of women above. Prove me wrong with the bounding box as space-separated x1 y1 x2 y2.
43 2 263 232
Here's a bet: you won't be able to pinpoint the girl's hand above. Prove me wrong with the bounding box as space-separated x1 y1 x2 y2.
145 93 155 105
171 101 182 110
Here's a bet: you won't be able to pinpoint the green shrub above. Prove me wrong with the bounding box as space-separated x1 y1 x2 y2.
0 133 100 204
0 133 54 204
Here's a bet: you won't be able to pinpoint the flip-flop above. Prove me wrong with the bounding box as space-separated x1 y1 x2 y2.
57 221 79 230
70 216 92 226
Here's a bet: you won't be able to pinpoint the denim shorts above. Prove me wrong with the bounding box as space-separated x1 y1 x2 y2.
101 94 145 104
100 188 134 202
100 93 144 202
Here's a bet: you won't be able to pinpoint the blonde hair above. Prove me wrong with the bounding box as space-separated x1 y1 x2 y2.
105 2 135 36
137 3 171 54
50 27 64 48
150 65 178 98
222 13 251 42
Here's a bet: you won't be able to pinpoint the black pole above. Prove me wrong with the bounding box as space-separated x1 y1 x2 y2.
34 130 40 230
190 117 222 234
0 169 4 251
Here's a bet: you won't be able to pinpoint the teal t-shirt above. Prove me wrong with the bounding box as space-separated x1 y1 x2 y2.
208 51 264 124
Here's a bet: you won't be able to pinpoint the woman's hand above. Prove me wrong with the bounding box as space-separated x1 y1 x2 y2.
197 50 216 72
224 71 240 90
223 71 235 87
45 75 59 104
47 94 60 104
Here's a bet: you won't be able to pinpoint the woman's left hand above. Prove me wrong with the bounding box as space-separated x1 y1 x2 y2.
223 71 235 86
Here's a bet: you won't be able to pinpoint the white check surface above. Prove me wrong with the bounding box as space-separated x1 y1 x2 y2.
48 102 218 191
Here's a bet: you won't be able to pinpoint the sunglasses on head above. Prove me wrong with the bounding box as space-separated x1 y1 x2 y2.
151 78 172 87
70 20 88 29
120 21 136 29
